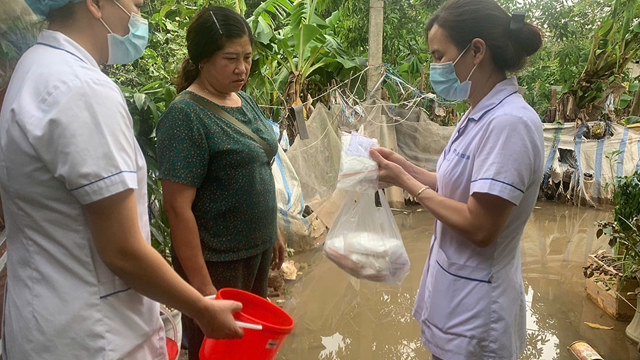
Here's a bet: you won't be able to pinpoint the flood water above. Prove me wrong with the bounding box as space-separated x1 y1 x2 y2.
276 200 640 360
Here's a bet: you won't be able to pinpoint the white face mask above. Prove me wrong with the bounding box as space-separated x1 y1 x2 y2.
99 1 149 64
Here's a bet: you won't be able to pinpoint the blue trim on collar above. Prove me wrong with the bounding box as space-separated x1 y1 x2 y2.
469 90 518 122
36 42 87 64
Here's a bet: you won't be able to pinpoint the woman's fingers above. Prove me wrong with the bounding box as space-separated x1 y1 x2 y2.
370 147 397 161
271 238 285 270
199 299 244 339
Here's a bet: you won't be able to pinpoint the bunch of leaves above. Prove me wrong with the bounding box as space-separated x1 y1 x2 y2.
596 216 640 280
246 0 359 123
597 171 640 279
622 115 640 125
568 0 640 110
497 0 608 117
316 0 435 66
611 171 640 230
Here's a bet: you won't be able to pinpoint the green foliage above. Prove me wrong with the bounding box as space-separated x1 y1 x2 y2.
247 0 358 118
611 172 640 230
623 116 640 125
318 0 431 70
597 171 640 279
568 0 640 110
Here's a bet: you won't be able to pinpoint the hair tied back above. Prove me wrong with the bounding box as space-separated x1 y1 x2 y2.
509 11 525 37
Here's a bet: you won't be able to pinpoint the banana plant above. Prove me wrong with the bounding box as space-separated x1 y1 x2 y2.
558 0 640 125
248 0 358 111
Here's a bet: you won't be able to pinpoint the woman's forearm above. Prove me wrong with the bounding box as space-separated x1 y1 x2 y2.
85 190 211 317
412 188 514 248
166 208 217 296
405 162 437 189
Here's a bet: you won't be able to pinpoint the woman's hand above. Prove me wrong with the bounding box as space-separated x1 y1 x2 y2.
195 298 244 339
370 147 409 168
369 147 412 188
271 230 286 270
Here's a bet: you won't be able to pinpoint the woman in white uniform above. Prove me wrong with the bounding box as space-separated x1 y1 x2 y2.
0 0 243 358
370 0 544 358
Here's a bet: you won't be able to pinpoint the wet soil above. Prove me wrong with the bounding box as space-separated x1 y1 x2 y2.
274 200 640 360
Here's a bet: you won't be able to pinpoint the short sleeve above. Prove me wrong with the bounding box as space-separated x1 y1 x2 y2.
470 115 540 205
239 91 266 119
156 100 209 187
27 78 138 205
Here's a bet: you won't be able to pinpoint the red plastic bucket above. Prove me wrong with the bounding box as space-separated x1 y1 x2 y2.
166 338 179 360
199 288 295 360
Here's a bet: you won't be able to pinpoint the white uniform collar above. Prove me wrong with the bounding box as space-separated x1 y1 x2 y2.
36 30 100 69
467 77 519 122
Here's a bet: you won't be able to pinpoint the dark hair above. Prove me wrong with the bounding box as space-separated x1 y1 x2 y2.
176 6 254 93
426 0 542 73
46 2 77 23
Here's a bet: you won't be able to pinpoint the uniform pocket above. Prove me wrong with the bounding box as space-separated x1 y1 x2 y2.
426 248 492 338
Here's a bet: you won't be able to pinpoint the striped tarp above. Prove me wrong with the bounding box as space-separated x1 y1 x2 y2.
542 122 640 204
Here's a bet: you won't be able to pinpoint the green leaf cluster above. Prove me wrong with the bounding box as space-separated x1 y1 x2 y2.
597 171 640 280
568 0 640 110
246 0 359 117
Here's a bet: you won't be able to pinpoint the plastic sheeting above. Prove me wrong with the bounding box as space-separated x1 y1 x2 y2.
286 96 454 227
542 122 640 205
286 95 639 226
270 121 327 252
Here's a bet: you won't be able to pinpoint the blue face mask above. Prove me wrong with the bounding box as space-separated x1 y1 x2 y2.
429 44 478 101
100 1 149 64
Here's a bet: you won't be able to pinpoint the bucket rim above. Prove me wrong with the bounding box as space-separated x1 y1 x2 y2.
217 288 294 333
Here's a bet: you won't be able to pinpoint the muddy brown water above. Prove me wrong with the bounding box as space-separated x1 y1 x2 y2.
274 200 640 360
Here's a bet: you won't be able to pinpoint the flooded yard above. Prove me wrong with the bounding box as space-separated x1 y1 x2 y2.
275 200 640 360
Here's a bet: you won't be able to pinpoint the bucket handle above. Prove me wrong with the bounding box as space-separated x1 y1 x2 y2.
205 295 263 331
160 304 178 341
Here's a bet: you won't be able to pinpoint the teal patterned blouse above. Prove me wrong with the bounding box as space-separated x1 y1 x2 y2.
157 90 278 261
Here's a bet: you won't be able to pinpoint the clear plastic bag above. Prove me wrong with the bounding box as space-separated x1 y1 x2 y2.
336 132 379 193
323 190 410 284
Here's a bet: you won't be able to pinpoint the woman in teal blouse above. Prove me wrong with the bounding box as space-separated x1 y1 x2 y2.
156 6 285 360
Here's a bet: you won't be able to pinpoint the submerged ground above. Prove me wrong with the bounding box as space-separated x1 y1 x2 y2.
274 200 639 360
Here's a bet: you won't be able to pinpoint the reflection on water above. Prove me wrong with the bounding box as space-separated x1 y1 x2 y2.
521 201 639 360
276 200 640 359
319 333 351 360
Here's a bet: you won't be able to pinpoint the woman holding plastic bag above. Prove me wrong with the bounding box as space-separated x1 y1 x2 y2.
369 0 543 359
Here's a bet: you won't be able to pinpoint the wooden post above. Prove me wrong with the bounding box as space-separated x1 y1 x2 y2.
630 86 640 117
367 0 384 97
550 87 558 122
